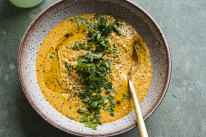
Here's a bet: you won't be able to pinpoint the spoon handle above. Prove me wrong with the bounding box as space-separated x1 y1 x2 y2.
129 80 149 137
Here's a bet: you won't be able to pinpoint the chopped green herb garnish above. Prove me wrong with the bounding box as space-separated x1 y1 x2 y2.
110 110 114 117
123 93 131 99
112 50 118 57
90 114 102 125
93 13 103 20
81 51 103 62
72 43 93 51
111 19 121 35
69 14 122 130
84 121 98 130
80 116 88 122
65 62 71 71
77 23 81 32
77 108 91 116
70 17 88 24
112 24 121 35
70 17 89 31
103 105 115 117
66 115 75 120
77 108 85 114
66 46 70 49
104 81 112 94
72 43 85 51
88 23 95 29
103 98 109 105
113 44 119 50
107 49 112 54
50 52 55 59
111 89 117 93
82 29 86 33
103 106 111 111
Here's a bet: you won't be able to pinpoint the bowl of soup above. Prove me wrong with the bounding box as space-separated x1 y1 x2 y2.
17 0 171 136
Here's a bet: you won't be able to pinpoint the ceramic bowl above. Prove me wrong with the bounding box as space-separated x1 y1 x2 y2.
17 0 171 136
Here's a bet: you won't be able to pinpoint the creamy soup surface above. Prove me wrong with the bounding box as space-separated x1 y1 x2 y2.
36 13 152 129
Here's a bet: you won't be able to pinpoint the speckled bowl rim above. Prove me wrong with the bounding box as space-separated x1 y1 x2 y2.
17 0 171 136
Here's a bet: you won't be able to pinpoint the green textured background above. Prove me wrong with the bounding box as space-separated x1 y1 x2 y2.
0 0 206 137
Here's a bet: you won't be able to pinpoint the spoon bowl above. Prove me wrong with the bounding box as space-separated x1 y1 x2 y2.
128 45 149 137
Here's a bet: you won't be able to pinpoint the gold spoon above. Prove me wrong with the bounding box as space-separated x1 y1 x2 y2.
127 45 149 137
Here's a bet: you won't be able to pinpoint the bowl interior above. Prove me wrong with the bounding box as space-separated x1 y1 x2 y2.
18 0 171 136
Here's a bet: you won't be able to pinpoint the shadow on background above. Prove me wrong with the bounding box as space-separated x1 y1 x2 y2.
15 93 77 137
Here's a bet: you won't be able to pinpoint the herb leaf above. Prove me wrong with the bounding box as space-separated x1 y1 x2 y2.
93 13 103 20
66 115 74 120
72 43 85 51
77 109 91 116
71 15 122 129
113 44 119 50
112 50 118 57
123 93 131 99
110 110 114 117
80 116 88 122
70 17 89 25
65 62 71 71
50 52 55 59
84 121 98 130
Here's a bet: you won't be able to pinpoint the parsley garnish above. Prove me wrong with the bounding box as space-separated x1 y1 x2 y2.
66 115 75 120
110 110 114 117
113 44 119 50
77 23 81 32
82 29 86 33
72 43 85 51
70 17 89 25
123 93 131 99
70 17 89 32
123 90 132 99
50 52 55 59
103 95 116 117
65 62 71 71
80 116 88 122
72 43 93 51
70 14 122 130
84 121 98 130
77 108 91 116
93 13 103 20
112 50 118 57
